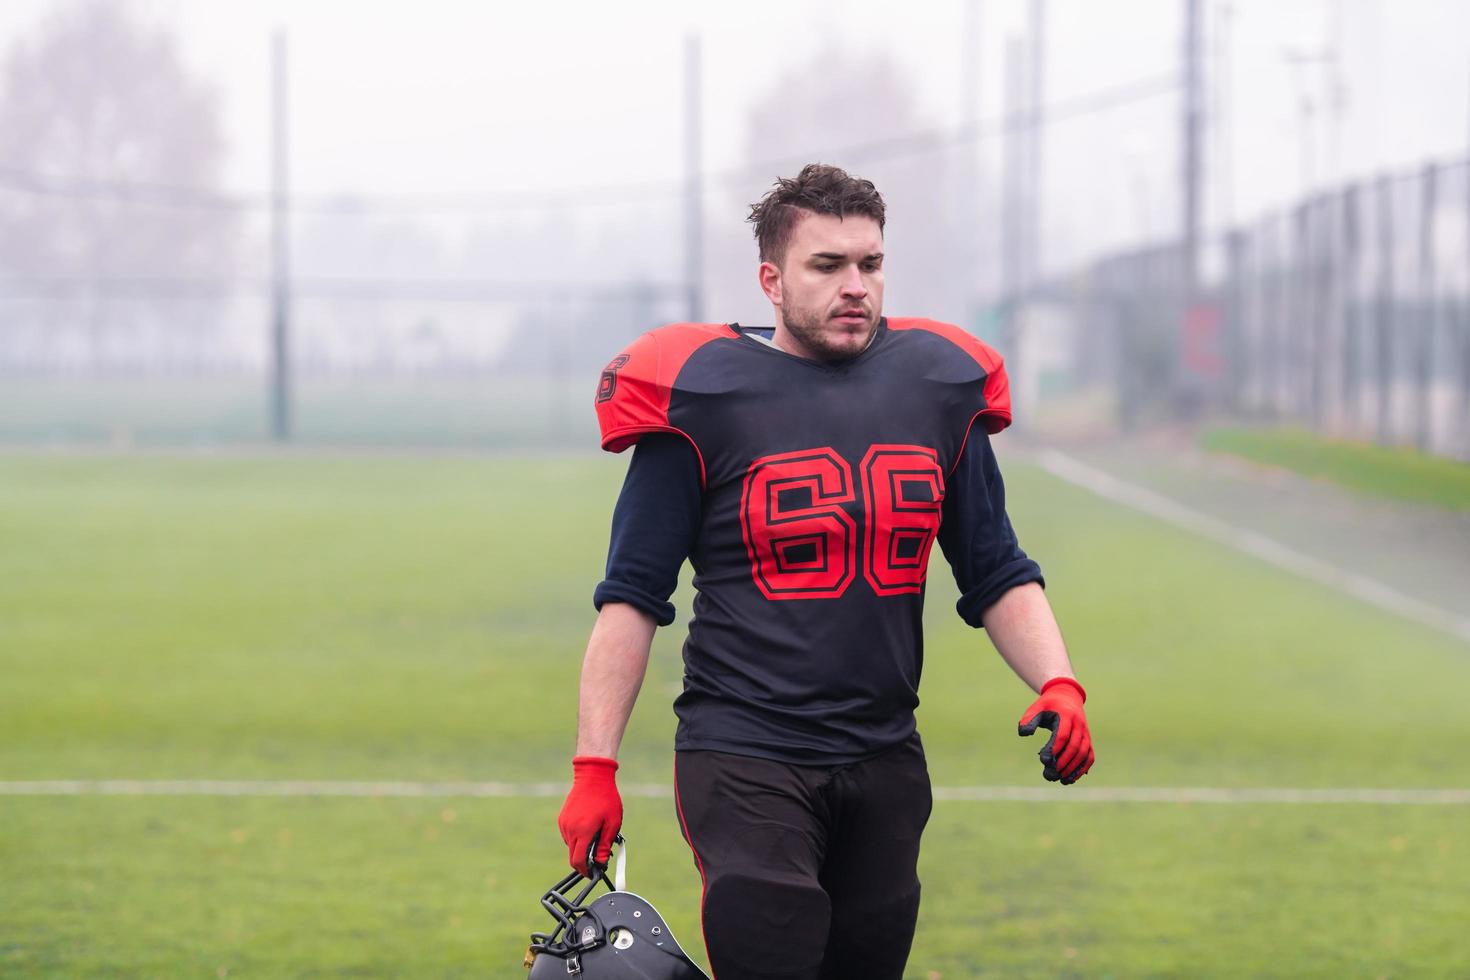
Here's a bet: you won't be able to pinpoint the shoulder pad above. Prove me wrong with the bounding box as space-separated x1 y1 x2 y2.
594 322 728 453
887 318 1012 433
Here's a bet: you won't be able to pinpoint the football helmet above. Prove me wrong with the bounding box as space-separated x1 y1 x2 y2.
525 835 708 979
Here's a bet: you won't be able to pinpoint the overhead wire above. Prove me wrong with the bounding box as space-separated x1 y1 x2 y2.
0 275 688 301
0 73 1181 215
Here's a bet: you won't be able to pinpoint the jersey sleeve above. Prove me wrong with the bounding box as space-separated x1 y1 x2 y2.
936 429 1044 627
592 433 703 626
594 323 728 485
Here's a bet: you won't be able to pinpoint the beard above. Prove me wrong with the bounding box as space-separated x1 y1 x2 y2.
779 298 879 362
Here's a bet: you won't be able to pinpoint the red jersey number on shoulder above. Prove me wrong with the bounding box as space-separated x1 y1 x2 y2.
740 444 944 601
597 354 630 403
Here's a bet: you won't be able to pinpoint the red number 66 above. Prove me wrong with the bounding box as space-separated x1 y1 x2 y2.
739 444 944 600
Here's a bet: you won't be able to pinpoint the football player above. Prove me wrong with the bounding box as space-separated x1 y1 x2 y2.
557 163 1094 980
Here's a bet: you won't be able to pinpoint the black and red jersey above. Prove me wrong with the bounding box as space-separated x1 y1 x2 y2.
593 317 1042 764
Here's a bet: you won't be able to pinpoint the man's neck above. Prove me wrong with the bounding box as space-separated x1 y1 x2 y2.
769 320 880 362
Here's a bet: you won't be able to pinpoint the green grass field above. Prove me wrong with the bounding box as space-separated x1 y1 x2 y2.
2 452 1468 978
1201 426 1470 511
0 377 598 449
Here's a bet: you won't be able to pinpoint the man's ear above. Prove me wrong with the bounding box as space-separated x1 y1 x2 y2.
757 260 783 306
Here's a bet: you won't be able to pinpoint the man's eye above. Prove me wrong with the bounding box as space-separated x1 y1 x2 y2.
816 264 838 273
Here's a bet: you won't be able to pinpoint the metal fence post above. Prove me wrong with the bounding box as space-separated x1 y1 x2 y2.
1374 175 1395 445
1273 213 1291 418
1340 183 1360 431
1416 163 1438 452
1463 162 1470 458
1223 229 1247 413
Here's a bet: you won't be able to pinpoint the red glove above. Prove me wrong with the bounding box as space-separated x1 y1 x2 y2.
557 756 622 876
1018 677 1094 785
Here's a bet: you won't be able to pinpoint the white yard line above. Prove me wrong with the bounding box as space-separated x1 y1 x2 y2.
1035 450 1470 645
930 786 1470 804
0 780 1466 804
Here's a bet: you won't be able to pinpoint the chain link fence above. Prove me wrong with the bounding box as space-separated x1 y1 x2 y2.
1040 158 1470 461
6 156 1470 458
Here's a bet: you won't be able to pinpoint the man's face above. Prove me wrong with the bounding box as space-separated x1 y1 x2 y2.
760 211 884 362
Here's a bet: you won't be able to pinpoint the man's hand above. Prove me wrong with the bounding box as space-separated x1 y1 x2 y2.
558 756 622 876
1018 677 1093 784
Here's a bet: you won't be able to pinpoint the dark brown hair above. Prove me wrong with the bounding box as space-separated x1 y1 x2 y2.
747 163 886 266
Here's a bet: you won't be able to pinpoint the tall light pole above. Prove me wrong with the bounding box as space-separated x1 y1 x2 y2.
1182 0 1204 301
960 0 985 305
1026 0 1045 294
269 28 291 442
1001 35 1026 316
683 34 703 324
1212 0 1236 233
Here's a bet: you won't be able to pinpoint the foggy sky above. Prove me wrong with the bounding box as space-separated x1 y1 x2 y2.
1 0 1467 281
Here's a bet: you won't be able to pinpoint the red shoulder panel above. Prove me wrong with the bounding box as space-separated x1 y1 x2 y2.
594 322 730 480
887 317 1012 433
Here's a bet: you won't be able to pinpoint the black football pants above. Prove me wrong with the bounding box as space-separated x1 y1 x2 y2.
673 733 932 980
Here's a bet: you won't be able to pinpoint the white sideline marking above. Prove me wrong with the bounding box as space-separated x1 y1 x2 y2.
1035 450 1470 645
0 780 662 799
0 781 1466 805
930 786 1470 805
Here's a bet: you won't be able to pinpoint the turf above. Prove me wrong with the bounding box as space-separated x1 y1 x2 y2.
4 797 1465 978
2 452 1468 977
1201 426 1470 511
0 377 598 449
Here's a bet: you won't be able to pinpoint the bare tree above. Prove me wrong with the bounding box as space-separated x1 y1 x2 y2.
0 1 237 370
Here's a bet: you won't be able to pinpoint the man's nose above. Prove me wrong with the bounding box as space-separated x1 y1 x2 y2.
839 265 867 297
